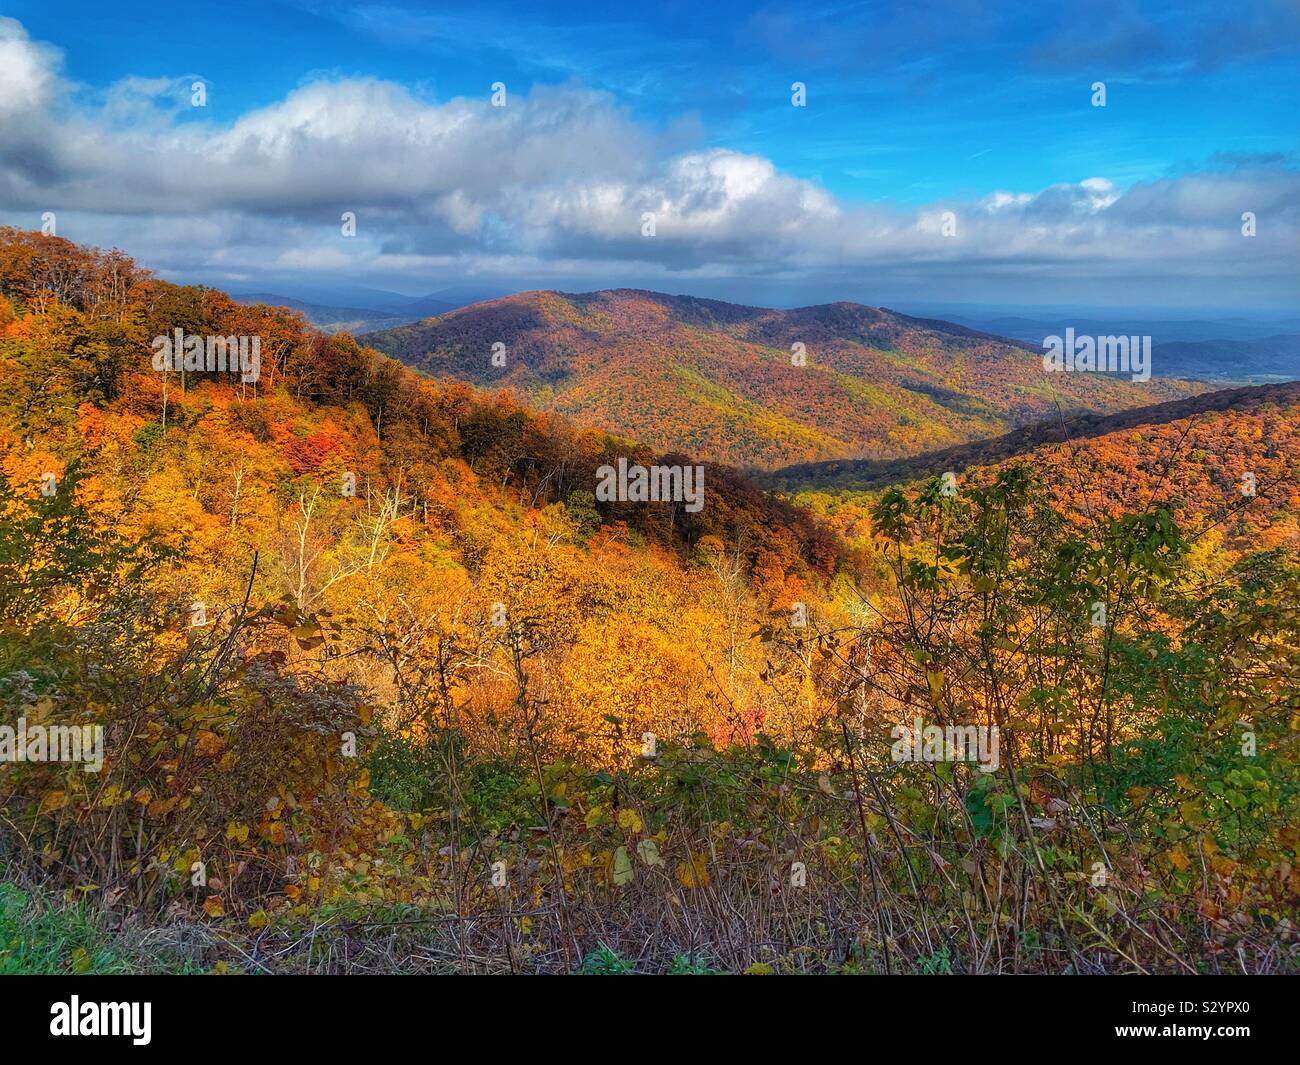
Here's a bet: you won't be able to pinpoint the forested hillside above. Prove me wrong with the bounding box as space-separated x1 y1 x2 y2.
769 380 1300 545
1 230 1296 975
778 383 1299 631
364 289 1205 470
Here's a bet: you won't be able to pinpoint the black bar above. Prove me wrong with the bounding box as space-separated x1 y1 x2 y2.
0 974 1287 1051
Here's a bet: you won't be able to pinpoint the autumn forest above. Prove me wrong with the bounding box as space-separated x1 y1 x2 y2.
0 225 1296 979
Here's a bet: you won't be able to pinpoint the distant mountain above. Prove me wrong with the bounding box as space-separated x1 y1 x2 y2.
420 284 512 307
762 380 1300 496
1152 335 1300 383
232 291 458 335
238 284 469 314
362 288 1204 470
904 310 1300 383
910 311 1300 342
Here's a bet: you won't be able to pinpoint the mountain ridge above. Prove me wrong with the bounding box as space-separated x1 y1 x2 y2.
362 287 1204 470
762 379 1300 493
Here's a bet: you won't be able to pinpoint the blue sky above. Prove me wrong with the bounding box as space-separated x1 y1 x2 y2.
1 1 1297 308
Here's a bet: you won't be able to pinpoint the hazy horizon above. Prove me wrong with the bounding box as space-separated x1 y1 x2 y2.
214 276 1300 324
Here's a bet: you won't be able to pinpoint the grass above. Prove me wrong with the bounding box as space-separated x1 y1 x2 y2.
0 879 751 974
0 880 202 974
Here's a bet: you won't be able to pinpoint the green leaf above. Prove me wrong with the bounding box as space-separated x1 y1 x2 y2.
612 846 634 886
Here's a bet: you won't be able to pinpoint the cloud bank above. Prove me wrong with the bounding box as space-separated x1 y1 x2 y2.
0 17 1294 305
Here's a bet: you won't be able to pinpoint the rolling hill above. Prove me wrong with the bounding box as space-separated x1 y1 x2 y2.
362 289 1205 470
772 380 1300 555
764 380 1300 492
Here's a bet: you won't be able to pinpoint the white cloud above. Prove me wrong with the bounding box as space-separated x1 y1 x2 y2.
0 18 1294 299
0 18 61 118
